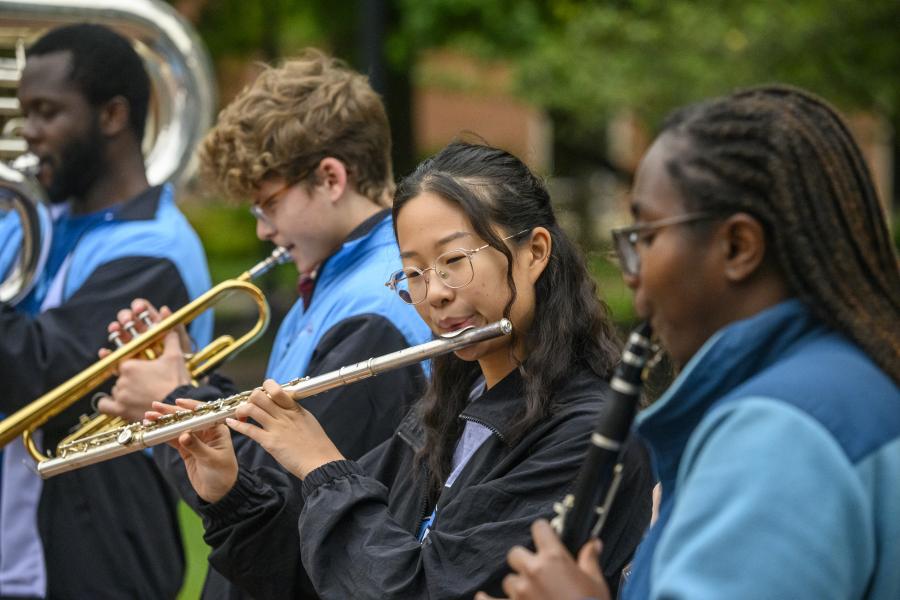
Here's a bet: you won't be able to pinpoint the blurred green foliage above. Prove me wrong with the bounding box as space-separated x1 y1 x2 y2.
393 0 900 129
174 0 900 173
589 252 636 325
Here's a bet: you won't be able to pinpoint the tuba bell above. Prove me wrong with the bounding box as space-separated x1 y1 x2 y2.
0 0 217 304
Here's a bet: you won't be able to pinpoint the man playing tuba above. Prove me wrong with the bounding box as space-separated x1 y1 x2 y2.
0 24 211 599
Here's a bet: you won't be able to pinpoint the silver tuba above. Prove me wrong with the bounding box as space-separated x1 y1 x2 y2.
0 0 216 304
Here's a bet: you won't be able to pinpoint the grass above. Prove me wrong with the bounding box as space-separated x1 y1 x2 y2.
177 502 211 599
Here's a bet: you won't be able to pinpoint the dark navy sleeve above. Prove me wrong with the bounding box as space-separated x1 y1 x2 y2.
151 373 245 511
0 256 189 445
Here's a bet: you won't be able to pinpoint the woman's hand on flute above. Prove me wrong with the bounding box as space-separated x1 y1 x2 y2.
226 379 345 480
475 519 611 600
145 399 238 503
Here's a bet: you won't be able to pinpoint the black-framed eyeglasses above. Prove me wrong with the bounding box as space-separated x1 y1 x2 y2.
611 212 716 277
385 229 529 305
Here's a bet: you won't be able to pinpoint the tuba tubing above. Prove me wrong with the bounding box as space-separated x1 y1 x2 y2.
36 319 514 479
0 155 50 304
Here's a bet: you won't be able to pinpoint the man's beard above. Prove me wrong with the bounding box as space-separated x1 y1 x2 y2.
45 119 107 205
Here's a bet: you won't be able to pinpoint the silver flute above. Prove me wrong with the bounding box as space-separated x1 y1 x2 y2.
37 319 513 479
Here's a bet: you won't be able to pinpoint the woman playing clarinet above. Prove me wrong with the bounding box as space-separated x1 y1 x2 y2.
482 85 900 600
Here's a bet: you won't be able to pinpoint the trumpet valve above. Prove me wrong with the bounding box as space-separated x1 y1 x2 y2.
108 330 124 348
123 320 139 339
138 310 154 329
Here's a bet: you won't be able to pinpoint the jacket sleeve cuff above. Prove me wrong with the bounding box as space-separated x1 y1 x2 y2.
301 459 364 500
199 468 270 525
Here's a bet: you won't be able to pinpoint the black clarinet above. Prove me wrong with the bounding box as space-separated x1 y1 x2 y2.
553 322 654 555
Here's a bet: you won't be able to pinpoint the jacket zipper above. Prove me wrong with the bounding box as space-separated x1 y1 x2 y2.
459 414 506 444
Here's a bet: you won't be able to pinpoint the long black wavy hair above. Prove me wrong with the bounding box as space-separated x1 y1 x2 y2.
393 141 622 496
660 85 900 383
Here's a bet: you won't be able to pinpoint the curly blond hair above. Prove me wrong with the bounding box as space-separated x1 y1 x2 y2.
199 49 393 205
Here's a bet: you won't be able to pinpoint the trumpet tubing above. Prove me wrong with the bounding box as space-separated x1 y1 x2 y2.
37 319 514 479
0 247 290 460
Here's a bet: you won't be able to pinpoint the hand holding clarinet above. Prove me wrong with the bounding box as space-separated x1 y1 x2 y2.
477 323 655 600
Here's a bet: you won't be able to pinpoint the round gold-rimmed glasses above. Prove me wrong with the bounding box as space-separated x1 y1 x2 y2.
386 230 528 305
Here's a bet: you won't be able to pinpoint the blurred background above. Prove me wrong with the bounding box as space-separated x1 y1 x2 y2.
2 1 899 596
174 0 900 402
175 3 900 593
173 0 898 344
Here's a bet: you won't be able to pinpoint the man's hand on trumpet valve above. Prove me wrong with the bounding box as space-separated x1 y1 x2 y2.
102 297 192 350
226 379 345 480
145 399 238 503
96 300 192 423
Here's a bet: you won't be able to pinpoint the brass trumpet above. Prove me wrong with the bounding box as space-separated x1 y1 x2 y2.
0 247 291 462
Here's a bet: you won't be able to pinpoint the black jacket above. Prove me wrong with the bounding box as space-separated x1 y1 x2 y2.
155 314 427 600
199 367 653 599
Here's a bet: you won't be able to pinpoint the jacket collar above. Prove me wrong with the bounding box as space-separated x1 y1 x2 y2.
635 299 819 485
397 368 527 450
317 212 393 285
346 208 390 243
459 368 528 445
114 184 163 220
58 184 163 222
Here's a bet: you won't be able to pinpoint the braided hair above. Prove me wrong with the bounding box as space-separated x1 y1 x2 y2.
393 141 622 497
660 85 900 383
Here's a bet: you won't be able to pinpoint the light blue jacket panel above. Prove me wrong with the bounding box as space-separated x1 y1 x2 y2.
625 300 900 600
0 209 24 280
60 185 212 344
266 214 432 382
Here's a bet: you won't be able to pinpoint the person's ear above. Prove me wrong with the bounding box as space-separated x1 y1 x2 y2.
315 157 349 202
719 213 767 283
98 96 130 137
523 226 552 284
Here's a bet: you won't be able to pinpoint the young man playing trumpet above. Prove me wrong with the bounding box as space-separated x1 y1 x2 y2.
0 24 212 599
101 49 432 599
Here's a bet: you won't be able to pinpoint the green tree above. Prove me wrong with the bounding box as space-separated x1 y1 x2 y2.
516 0 900 128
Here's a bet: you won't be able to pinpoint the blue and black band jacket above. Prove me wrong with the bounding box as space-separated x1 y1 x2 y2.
0 184 212 599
